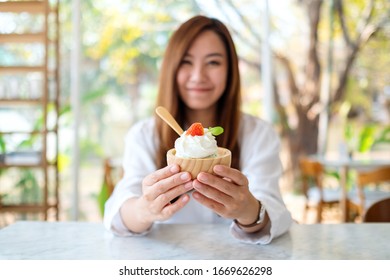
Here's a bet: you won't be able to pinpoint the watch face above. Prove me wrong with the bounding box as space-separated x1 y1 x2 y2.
259 202 266 221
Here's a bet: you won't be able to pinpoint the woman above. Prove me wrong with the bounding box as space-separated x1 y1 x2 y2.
104 15 292 244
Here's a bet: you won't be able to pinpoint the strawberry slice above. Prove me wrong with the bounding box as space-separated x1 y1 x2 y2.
186 122 204 136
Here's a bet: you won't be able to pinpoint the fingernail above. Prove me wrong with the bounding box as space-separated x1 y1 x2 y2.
198 173 207 182
181 173 190 180
214 165 223 172
170 164 179 173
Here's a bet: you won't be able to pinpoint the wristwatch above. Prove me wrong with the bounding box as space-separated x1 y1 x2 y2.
234 200 266 228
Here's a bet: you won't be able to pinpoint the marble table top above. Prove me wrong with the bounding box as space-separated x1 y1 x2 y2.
0 221 389 260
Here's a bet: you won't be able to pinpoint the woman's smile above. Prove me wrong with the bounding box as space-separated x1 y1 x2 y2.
186 87 214 94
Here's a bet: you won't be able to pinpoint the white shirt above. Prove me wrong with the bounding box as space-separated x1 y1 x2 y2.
104 113 293 244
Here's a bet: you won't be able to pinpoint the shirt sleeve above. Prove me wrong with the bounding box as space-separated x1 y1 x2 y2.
103 118 158 236
230 114 293 244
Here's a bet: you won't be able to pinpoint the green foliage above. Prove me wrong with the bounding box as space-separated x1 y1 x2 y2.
0 135 5 177
0 134 5 154
372 126 390 148
60 87 109 116
14 170 41 203
80 0 189 87
344 122 390 153
97 180 110 217
357 125 376 152
344 77 370 112
80 138 105 162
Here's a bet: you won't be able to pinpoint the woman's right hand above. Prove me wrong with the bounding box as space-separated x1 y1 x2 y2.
120 164 193 233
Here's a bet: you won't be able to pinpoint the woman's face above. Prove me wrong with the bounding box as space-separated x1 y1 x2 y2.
176 30 228 111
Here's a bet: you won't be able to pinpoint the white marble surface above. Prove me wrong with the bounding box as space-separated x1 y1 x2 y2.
0 221 389 260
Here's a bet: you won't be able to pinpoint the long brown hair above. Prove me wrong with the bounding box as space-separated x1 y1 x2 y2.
155 15 241 169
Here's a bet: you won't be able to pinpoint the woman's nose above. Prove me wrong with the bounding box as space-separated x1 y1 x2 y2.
190 64 206 82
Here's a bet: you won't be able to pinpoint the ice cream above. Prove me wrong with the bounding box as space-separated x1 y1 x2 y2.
167 122 231 179
174 123 218 158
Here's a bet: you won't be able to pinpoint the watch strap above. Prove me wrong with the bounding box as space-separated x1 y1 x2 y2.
234 200 266 228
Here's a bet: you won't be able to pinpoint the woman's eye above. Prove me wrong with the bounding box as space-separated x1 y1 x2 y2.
180 59 192 65
208 60 221 66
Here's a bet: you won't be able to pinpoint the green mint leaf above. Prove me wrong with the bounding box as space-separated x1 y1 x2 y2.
209 126 224 136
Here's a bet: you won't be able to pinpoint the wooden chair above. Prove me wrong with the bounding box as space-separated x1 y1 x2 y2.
363 197 390 222
348 166 390 221
299 157 341 223
103 158 123 196
97 158 123 216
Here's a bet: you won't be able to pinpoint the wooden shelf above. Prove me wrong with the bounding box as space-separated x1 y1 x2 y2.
0 162 42 168
0 1 46 14
0 0 60 221
0 98 42 105
0 204 57 213
0 66 45 73
0 33 46 43
0 161 58 169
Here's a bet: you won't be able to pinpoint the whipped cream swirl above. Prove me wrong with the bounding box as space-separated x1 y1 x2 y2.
174 128 218 158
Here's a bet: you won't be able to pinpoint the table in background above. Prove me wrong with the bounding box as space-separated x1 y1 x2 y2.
311 153 390 222
0 221 389 259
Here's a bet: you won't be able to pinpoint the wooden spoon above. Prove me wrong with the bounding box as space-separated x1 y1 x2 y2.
155 106 184 136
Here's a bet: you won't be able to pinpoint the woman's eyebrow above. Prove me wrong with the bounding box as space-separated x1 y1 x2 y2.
183 52 224 58
206 53 224 58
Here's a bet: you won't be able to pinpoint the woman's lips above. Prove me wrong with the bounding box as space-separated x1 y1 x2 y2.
187 87 212 93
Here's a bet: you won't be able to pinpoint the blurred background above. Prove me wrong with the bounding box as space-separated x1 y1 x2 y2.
0 0 389 227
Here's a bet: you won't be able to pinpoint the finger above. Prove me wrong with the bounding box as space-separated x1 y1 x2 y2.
155 181 193 206
213 165 248 186
193 179 233 205
192 190 225 215
143 164 180 186
160 194 190 219
146 180 192 217
145 171 192 202
154 171 192 192
196 172 234 197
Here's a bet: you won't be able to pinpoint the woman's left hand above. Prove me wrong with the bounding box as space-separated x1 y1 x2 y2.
192 165 260 226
